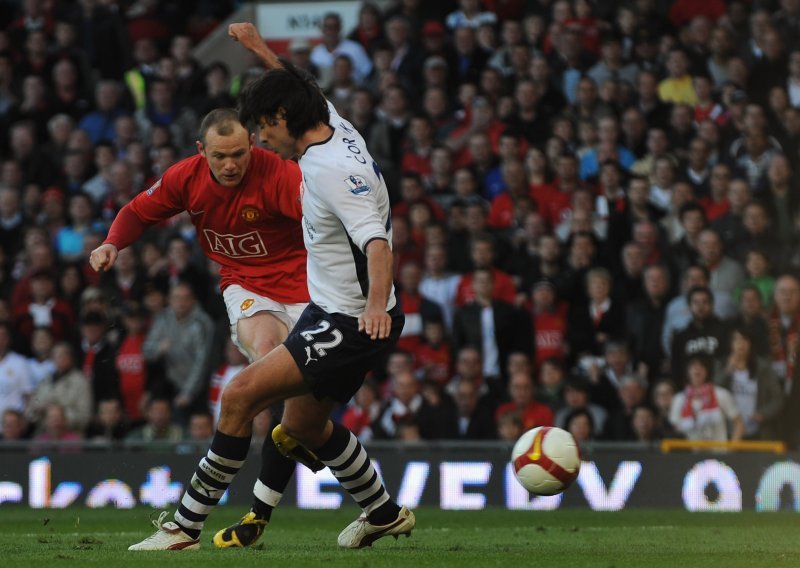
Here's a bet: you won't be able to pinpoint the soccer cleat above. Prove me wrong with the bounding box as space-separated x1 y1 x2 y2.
212 511 268 548
337 506 416 549
272 424 324 472
128 511 200 551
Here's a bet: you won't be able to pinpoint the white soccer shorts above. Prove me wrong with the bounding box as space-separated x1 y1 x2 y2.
223 284 308 359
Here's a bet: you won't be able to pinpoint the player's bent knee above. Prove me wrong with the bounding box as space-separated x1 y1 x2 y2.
252 339 281 360
220 381 255 418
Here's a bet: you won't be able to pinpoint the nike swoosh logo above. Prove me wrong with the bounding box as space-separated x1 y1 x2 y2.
189 210 205 216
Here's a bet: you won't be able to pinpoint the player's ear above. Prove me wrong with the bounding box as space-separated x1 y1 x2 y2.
196 140 205 157
249 132 255 148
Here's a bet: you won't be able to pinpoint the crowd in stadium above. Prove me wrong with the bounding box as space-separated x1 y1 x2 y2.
2 0 800 450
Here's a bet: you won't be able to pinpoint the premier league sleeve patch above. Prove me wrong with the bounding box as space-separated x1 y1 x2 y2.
146 179 162 196
344 175 371 196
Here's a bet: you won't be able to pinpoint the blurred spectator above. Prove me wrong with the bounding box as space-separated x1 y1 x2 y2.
565 407 595 446
374 371 423 439
341 380 382 442
714 328 784 440
27 342 92 434
602 375 648 440
671 286 731 382
0 186 24 255
496 410 523 441
126 397 182 442
587 32 638 90
396 261 443 352
79 309 119 406
769 275 800 446
652 379 681 438
583 341 632 414
568 267 626 363
32 402 82 447
207 339 247 426
631 405 663 443
731 284 770 359
626 264 671 378
312 12 373 88
0 409 30 441
412 318 451 385
78 80 127 145
451 377 495 439
537 358 566 412
26 326 55 390
85 398 129 441
98 246 146 306
529 278 568 370
0 322 33 435
348 2 385 54
658 48 697 105
133 78 198 154
186 412 214 442
12 268 75 349
662 265 736 356
452 268 531 397
144 280 213 408
455 234 517 306
496 372 554 431
555 376 607 433
419 244 460 332
446 0 497 30
670 354 744 441
55 192 105 262
417 380 459 438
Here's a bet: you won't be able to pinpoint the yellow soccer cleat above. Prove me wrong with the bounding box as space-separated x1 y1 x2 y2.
272 424 325 472
212 511 268 548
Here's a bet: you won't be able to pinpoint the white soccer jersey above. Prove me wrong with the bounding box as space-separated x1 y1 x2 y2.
298 101 395 317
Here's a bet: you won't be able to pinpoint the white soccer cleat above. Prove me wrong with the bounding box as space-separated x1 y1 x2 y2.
128 511 200 551
337 506 416 549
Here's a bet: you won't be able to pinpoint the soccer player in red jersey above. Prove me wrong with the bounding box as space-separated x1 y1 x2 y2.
90 108 313 544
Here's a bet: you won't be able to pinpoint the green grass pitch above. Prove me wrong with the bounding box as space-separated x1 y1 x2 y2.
1 506 799 567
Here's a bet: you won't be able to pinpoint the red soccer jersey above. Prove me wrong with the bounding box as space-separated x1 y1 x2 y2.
105 148 308 304
455 268 517 306
116 333 146 422
533 309 568 369
496 401 554 430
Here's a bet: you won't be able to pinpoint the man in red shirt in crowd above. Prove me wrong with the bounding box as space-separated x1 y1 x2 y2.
89 108 313 545
455 233 517 306
495 371 554 431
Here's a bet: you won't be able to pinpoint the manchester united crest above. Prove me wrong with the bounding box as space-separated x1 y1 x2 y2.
241 206 261 223
240 298 255 311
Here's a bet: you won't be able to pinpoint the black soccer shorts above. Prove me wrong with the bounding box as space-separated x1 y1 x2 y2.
284 302 404 403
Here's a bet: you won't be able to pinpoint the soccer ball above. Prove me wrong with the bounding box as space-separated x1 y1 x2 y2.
511 426 581 496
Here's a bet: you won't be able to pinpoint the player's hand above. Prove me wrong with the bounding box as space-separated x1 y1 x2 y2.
359 307 392 340
229 22 262 51
89 243 118 272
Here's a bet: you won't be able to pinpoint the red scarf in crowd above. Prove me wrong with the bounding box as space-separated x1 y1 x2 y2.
681 383 719 419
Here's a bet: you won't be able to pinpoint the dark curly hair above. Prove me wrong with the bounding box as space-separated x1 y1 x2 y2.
237 62 329 139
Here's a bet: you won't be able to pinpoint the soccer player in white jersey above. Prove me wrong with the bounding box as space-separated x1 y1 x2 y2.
128 23 414 551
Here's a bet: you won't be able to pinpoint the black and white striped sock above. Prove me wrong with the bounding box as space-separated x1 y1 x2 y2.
174 430 251 538
315 423 400 524
251 436 295 519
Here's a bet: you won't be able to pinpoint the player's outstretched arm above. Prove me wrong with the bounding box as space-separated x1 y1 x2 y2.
229 22 283 70
89 243 119 272
358 239 394 340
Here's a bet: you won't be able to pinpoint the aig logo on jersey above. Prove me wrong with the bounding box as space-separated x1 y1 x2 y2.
240 206 261 223
344 175 371 196
203 229 268 258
